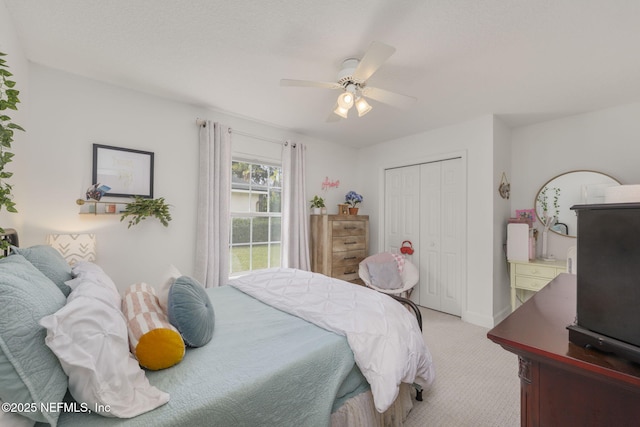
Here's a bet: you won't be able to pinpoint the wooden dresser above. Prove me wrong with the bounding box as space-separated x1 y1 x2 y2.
509 259 566 311
310 214 369 283
488 274 640 427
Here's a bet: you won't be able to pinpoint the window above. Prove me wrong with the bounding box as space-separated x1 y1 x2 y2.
230 160 282 275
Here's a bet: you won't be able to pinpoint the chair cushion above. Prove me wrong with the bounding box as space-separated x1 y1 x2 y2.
367 260 403 290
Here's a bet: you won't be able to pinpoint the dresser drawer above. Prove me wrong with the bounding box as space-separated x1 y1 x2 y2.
332 235 366 252
332 220 366 237
332 249 366 267
515 263 559 279
514 275 552 292
332 265 360 282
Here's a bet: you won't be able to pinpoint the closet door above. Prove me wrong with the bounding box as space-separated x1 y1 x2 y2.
419 158 464 315
384 166 420 299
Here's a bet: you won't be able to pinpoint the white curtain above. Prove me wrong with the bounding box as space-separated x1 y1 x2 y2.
195 121 231 287
281 141 310 270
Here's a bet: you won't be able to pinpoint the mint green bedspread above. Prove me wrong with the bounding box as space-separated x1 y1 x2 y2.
46 286 361 427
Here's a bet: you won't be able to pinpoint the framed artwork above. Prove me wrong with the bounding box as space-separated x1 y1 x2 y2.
338 203 349 215
92 144 154 198
515 209 536 225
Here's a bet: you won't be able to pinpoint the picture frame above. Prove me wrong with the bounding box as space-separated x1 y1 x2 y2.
92 144 154 198
338 203 349 215
515 208 536 225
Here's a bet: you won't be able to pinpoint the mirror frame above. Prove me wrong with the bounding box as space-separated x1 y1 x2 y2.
534 170 621 238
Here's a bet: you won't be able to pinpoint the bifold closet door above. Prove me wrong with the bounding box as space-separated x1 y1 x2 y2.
419 158 464 316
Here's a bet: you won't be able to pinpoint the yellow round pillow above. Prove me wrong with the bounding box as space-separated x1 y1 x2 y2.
122 282 185 370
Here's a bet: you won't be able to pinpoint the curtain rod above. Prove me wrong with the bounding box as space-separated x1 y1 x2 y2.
196 118 283 145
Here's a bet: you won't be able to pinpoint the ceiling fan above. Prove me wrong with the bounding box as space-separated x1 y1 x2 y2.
280 41 417 120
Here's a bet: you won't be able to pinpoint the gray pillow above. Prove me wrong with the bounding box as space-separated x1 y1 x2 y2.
0 254 68 425
167 276 215 347
11 245 73 296
367 260 403 290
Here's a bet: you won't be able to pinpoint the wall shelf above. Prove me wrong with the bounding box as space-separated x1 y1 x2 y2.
76 198 128 215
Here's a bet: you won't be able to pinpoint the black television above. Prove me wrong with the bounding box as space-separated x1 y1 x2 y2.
568 202 640 363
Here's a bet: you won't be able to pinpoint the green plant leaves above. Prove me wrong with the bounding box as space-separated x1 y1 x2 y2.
120 196 172 228
0 50 24 243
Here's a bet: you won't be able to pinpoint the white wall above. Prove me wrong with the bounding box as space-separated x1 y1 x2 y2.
356 115 497 327
23 64 358 292
510 102 640 262
492 117 512 323
0 0 28 232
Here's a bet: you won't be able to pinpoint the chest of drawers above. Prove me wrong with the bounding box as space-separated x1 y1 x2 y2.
310 215 369 282
509 259 566 311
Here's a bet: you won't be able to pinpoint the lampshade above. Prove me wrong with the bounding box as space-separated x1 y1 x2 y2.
337 91 354 109
355 97 372 117
46 233 96 265
333 104 350 119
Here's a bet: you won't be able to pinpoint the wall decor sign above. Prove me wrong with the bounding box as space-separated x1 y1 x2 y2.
321 176 340 191
92 144 154 198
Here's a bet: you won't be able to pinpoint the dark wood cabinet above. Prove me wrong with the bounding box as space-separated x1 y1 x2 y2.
488 274 640 427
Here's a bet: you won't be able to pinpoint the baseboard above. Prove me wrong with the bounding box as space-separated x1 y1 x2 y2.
461 310 495 329
492 305 512 327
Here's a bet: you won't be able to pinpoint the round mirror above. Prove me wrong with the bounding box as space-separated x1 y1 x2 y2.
534 170 620 237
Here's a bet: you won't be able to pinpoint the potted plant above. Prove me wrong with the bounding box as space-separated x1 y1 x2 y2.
0 52 25 253
120 196 172 228
309 195 325 215
345 191 363 215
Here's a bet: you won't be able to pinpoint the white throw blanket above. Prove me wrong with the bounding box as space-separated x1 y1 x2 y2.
229 268 435 413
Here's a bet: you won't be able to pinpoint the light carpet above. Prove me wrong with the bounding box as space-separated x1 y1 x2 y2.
403 307 519 427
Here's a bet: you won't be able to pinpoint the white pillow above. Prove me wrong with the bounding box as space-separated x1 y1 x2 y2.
39 280 169 418
0 400 35 427
66 261 119 296
157 264 182 313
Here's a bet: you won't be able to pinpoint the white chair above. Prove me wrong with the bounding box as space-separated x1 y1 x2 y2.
358 253 419 299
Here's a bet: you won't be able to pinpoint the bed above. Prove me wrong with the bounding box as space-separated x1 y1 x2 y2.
0 236 434 427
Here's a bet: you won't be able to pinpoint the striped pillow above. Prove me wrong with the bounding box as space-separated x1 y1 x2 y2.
122 282 185 370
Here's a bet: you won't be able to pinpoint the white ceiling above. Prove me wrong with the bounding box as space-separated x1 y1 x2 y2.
5 0 640 148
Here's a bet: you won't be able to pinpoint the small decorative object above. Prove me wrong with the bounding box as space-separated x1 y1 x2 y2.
345 191 363 215
515 209 536 226
309 195 325 215
85 183 111 201
106 204 116 213
120 196 172 228
338 204 349 215
498 172 510 199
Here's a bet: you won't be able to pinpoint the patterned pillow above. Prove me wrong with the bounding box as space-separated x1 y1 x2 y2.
168 276 215 347
11 245 73 296
122 282 185 370
0 255 68 425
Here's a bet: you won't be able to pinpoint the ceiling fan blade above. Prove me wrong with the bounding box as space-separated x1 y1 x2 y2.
352 41 396 82
280 79 342 90
361 86 417 110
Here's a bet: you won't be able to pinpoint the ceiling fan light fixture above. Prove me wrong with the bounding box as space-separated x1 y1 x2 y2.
337 91 354 109
355 97 372 117
334 104 349 119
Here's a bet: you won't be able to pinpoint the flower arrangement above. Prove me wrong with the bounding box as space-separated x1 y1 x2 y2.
345 191 363 207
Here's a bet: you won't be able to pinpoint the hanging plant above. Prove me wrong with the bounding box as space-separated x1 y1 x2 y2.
0 52 25 252
120 196 172 228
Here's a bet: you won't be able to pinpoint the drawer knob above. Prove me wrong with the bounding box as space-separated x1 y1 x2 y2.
344 241 357 245
343 226 357 230
343 256 356 260
345 270 356 275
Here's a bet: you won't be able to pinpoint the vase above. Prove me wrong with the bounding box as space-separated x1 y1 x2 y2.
348 207 359 215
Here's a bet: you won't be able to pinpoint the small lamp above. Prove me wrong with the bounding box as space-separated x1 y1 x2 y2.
46 233 96 265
